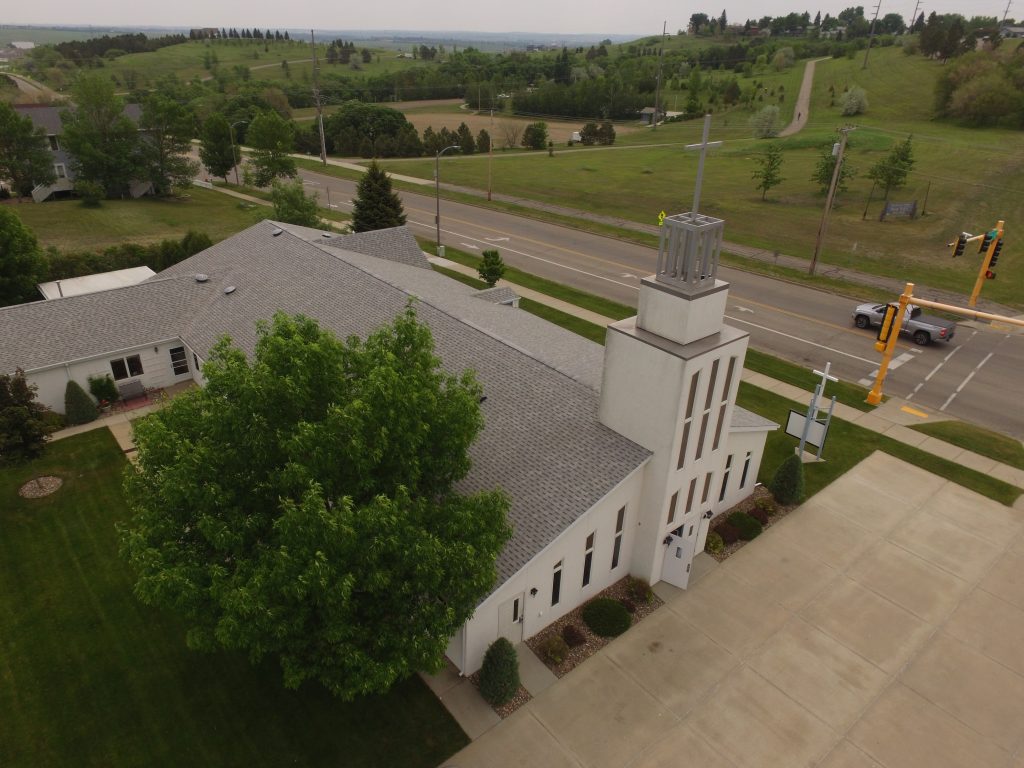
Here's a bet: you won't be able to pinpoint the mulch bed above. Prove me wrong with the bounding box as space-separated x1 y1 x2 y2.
18 476 63 499
525 576 664 679
707 485 797 562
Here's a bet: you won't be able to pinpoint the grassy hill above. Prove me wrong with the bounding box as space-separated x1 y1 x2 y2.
378 45 1023 307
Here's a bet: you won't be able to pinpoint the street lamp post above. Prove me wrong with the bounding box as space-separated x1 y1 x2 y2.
434 145 460 248
229 120 248 186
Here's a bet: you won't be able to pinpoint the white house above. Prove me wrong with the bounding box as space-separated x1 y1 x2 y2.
0 215 775 675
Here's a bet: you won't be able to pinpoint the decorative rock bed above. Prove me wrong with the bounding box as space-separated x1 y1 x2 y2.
18 476 63 499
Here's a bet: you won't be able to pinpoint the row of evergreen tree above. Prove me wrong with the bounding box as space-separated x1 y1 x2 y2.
188 28 292 41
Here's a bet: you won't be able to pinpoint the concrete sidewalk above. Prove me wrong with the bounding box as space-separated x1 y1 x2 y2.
445 451 1024 768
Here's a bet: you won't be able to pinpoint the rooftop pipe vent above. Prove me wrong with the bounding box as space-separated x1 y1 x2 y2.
224 286 236 295
195 274 209 283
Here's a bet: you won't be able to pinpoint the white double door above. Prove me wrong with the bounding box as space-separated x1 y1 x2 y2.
660 516 706 590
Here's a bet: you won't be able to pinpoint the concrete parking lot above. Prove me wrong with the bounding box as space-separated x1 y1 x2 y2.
446 451 1024 768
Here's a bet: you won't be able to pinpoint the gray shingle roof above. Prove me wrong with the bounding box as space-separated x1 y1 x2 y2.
14 103 144 136
5 220 649 589
472 286 520 305
731 405 778 431
274 222 430 269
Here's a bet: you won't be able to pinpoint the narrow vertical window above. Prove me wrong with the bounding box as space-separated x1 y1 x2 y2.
685 476 698 514
694 411 710 460
719 455 733 502
611 506 625 570
667 491 679 524
704 358 720 410
551 560 562 606
678 371 700 469
740 451 752 488
582 533 595 587
701 471 713 504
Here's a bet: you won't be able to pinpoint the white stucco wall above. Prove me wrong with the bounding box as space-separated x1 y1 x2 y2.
26 339 194 413
713 429 772 515
454 464 646 675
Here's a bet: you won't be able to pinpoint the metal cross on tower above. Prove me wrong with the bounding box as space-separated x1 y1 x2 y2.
684 114 723 217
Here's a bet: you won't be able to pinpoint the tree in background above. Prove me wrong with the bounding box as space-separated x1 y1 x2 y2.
478 250 506 287
0 369 52 465
270 180 321 227
0 103 56 199
351 162 406 232
522 121 548 150
752 144 785 200
137 94 199 196
60 74 141 198
868 136 915 200
812 139 857 195
749 105 781 138
198 113 239 182
597 121 616 145
246 110 296 187
840 86 869 116
476 129 491 153
0 208 47 306
119 310 511 699
456 122 476 155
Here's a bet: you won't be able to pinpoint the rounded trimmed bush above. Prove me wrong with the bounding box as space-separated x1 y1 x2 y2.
728 511 763 541
705 531 725 554
561 624 586 648
540 634 569 664
748 506 770 526
582 597 632 638
769 453 805 505
479 637 520 706
755 497 778 517
716 521 740 545
64 380 98 426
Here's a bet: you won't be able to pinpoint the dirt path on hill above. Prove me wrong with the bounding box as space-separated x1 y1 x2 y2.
778 57 830 137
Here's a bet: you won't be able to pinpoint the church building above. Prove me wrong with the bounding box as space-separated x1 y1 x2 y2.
0 204 774 675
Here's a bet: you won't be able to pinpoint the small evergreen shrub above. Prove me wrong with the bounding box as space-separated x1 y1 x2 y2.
755 497 778 517
749 506 770 526
540 634 569 664
769 453 805 505
619 597 637 614
64 380 98 425
87 374 119 404
716 522 740 545
582 597 632 637
626 575 653 604
479 637 520 706
562 624 586 648
728 511 763 541
705 531 725 554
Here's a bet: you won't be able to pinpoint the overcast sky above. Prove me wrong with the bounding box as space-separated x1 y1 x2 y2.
5 1 1005 37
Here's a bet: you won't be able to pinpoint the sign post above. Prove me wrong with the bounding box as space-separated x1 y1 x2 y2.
793 362 838 459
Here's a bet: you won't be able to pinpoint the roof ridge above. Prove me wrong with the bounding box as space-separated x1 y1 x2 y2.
0 272 199 314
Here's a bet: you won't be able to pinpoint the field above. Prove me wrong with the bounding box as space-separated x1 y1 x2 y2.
377 46 1024 307
6 187 266 250
0 430 467 767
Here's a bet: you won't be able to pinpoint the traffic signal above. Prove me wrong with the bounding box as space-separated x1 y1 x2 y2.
949 234 966 257
875 304 899 351
989 238 1003 269
985 270 996 280
979 230 996 253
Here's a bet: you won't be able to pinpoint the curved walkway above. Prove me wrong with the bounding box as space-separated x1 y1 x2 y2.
778 56 830 137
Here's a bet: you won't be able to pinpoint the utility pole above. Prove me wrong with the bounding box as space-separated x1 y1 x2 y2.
311 29 327 165
909 0 922 32
487 103 494 201
1002 0 1012 24
809 127 851 276
652 21 667 131
862 0 882 69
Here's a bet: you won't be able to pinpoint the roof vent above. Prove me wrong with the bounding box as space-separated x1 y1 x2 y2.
195 274 209 283
224 286 236 295
271 227 284 237
321 232 333 238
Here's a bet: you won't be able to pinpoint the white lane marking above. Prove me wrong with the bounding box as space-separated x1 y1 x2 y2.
907 343 962 399
940 351 993 411
726 316 878 365
460 242 479 250
734 306 755 313
302 180 320 185
485 237 510 242
858 350 919 387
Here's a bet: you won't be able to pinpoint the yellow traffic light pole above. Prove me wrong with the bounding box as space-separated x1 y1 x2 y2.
867 279 1024 405
969 219 1004 307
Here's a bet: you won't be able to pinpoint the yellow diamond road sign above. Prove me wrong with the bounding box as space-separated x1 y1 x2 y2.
658 210 666 226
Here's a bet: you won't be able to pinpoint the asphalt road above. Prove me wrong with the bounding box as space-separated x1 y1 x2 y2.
294 165 1024 441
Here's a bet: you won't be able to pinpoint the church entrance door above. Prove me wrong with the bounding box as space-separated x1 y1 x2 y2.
497 592 524 644
660 525 697 589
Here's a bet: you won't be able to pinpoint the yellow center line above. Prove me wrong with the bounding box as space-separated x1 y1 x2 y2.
900 405 930 418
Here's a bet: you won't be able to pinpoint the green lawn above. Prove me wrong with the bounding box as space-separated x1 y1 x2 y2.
376 46 1023 309
7 188 266 251
742 383 1021 506
909 420 1024 471
0 430 467 768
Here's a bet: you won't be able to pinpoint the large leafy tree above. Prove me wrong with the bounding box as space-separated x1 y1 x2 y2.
0 103 56 199
198 113 240 182
351 161 406 232
0 208 47 306
137 93 199 195
246 109 296 187
811 139 856 195
60 74 141 198
0 369 52 464
120 310 511 699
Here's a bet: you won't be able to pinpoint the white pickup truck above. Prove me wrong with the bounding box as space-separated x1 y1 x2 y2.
852 302 957 346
